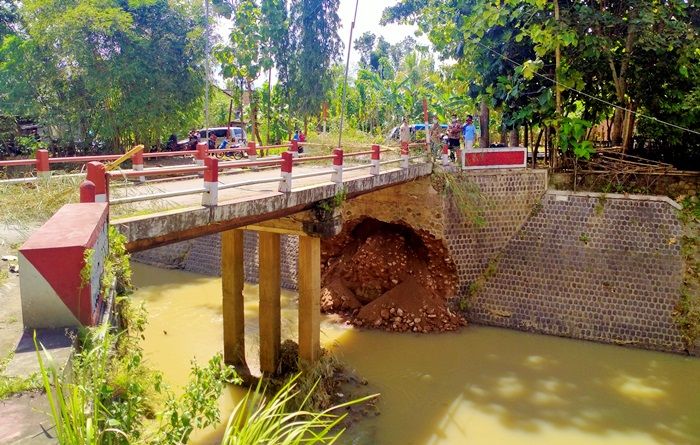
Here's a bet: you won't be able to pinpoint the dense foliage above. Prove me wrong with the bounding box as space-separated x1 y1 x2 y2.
380 0 699 166
0 0 205 152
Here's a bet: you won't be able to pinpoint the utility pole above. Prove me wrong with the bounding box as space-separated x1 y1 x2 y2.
553 0 562 169
338 0 359 149
204 0 211 139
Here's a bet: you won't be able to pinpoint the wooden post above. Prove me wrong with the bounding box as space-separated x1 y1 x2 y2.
258 231 281 374
222 229 246 367
298 236 321 363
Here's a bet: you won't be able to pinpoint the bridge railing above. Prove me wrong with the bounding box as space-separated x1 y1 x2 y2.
78 140 427 207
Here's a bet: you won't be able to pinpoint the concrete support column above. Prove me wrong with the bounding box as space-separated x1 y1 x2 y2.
196 142 207 167
298 236 321 363
400 141 409 169
370 144 380 175
222 229 246 367
441 144 450 167
331 148 343 184
132 147 145 183
258 231 281 374
279 152 292 193
36 149 50 178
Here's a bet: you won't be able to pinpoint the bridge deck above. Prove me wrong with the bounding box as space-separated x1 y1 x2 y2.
113 162 432 251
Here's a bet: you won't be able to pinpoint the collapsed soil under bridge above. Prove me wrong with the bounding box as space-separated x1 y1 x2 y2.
320 217 465 333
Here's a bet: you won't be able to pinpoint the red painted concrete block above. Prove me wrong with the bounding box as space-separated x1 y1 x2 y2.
19 203 109 328
464 147 527 170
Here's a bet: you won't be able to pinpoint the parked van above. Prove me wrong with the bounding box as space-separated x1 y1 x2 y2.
176 126 247 150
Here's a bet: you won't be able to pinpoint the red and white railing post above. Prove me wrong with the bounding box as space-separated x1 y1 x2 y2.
36 149 50 178
247 141 257 162
441 143 450 167
332 148 343 184
370 144 380 175
86 161 107 202
289 140 299 158
400 141 409 169
202 156 219 206
279 151 293 192
132 146 145 182
79 180 96 203
195 142 208 167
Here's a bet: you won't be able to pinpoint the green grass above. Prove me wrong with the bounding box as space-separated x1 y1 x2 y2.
0 176 82 226
0 353 42 400
221 374 377 445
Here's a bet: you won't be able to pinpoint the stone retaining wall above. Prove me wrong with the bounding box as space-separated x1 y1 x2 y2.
466 190 686 353
132 169 689 353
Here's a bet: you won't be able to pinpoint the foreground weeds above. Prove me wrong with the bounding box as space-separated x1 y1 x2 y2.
222 375 376 445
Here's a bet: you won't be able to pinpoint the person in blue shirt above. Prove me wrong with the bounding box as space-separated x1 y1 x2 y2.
462 115 477 151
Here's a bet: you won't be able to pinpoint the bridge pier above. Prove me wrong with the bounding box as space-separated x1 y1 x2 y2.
220 213 328 373
298 236 321 363
222 229 246 368
258 232 281 374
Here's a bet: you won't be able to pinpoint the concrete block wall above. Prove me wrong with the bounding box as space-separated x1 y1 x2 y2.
132 231 299 289
443 169 548 292
467 190 686 352
130 169 689 353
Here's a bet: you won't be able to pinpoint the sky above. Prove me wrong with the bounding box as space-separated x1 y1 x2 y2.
336 0 426 69
214 0 427 86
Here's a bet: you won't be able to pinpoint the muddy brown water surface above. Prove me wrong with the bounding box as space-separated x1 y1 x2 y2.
132 263 700 445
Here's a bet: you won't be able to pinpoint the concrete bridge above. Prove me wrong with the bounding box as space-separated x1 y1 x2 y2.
114 160 433 373
18 141 441 375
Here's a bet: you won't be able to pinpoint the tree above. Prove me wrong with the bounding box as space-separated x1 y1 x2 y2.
0 0 205 150
260 0 289 143
218 0 264 144
288 0 342 133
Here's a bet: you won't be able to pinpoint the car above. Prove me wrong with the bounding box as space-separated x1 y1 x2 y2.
388 123 448 140
176 126 247 150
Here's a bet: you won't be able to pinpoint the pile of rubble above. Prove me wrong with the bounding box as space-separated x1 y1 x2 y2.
320 218 464 333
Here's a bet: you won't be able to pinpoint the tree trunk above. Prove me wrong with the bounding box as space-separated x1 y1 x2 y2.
544 126 549 165
500 127 507 145
509 127 519 146
622 102 637 152
524 123 529 148
479 99 489 148
612 108 624 146
267 68 272 145
533 128 543 168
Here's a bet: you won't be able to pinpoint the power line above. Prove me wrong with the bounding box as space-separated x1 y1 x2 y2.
473 40 700 137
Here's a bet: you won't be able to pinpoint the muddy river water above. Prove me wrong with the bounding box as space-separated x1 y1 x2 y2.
132 263 700 445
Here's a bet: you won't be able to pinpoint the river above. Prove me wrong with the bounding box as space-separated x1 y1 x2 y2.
132 263 700 445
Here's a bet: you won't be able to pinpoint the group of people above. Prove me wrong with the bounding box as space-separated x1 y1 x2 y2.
440 114 477 162
399 115 477 163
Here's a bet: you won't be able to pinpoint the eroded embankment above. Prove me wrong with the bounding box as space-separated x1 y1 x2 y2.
320 218 464 332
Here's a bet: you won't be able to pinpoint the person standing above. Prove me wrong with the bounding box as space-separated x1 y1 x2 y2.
399 118 411 146
462 115 477 166
429 117 442 159
447 115 462 162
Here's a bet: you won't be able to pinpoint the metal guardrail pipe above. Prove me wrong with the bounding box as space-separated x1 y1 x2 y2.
142 150 197 158
107 165 206 179
110 187 207 205
219 159 284 170
0 159 37 167
342 163 373 172
218 176 283 191
291 169 335 180
49 154 122 164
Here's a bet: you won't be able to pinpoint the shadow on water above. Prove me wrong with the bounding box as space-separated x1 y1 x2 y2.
329 326 700 445
131 263 700 445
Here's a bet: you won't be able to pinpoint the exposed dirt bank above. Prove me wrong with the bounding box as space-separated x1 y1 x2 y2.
320 218 464 333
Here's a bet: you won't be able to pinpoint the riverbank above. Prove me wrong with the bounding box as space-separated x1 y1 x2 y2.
132 262 700 445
